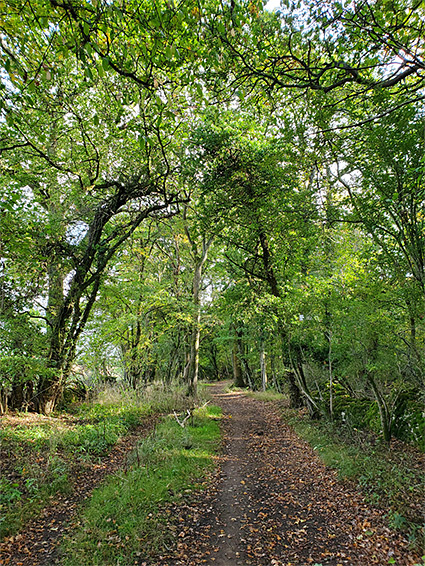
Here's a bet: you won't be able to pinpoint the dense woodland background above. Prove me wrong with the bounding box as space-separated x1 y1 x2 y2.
0 0 424 449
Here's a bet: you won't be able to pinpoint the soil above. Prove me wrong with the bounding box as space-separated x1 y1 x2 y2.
153 383 422 566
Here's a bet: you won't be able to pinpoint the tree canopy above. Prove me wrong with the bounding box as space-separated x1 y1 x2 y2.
0 0 423 448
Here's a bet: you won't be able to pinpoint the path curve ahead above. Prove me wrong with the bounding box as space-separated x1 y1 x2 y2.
156 383 417 566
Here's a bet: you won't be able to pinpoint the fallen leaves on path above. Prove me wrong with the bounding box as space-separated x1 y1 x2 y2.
1 387 421 566
152 385 420 566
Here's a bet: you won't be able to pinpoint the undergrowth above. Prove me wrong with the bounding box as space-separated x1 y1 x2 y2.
282 407 425 551
61 405 221 565
0 381 196 539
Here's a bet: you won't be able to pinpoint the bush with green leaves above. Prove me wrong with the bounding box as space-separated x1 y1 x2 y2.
0 355 56 412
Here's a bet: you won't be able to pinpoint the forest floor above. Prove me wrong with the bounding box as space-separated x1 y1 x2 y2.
0 416 159 566
0 383 423 566
154 383 422 566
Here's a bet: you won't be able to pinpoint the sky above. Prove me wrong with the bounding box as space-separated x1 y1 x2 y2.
265 0 281 11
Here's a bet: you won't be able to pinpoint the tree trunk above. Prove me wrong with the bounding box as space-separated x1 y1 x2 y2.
367 372 392 443
0 388 7 414
287 344 320 416
185 232 213 397
187 304 202 397
34 174 177 413
286 370 304 408
35 364 67 414
210 344 220 381
328 330 333 421
277 331 303 408
260 343 267 392
36 306 76 413
232 338 245 387
256 224 303 403
270 354 281 392
236 331 254 389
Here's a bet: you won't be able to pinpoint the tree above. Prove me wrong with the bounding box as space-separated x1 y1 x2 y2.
331 103 425 296
0 10 192 411
201 0 424 120
190 114 318 405
78 218 194 388
180 207 213 397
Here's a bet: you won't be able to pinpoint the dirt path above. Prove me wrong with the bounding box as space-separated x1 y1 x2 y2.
156 384 419 566
0 417 158 566
1 386 420 566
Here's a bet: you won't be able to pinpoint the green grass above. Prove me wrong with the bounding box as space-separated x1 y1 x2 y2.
0 408 145 538
225 383 285 402
61 405 222 566
0 423 54 447
243 389 285 402
282 407 425 549
0 455 72 537
0 381 198 540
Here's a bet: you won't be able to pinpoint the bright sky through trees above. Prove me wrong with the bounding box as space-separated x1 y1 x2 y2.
0 0 423 461
265 0 281 11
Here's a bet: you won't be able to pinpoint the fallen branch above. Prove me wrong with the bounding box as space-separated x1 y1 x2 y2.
173 401 210 427
173 409 192 428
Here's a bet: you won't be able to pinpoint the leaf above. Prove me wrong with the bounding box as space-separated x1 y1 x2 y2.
97 61 105 77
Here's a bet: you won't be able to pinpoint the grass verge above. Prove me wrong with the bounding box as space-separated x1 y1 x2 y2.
0 382 195 539
61 404 222 565
243 389 285 402
282 407 425 551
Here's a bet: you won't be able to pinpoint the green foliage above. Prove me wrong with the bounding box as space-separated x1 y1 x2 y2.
0 0 205 412
0 356 55 387
0 402 144 457
239 388 285 402
61 422 125 456
315 381 425 450
0 479 23 505
0 455 71 539
1 423 54 449
326 386 381 431
0 0 423 466
78 220 197 388
61 406 222 565
390 390 425 450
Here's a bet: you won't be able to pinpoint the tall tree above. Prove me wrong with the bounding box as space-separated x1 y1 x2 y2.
181 207 213 397
0 9 193 411
191 114 318 405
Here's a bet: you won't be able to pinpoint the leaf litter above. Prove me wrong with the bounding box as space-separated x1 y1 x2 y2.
151 383 420 566
1 385 422 566
0 417 158 566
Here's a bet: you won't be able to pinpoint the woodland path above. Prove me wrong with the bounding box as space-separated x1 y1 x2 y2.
154 383 418 566
1 385 420 566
